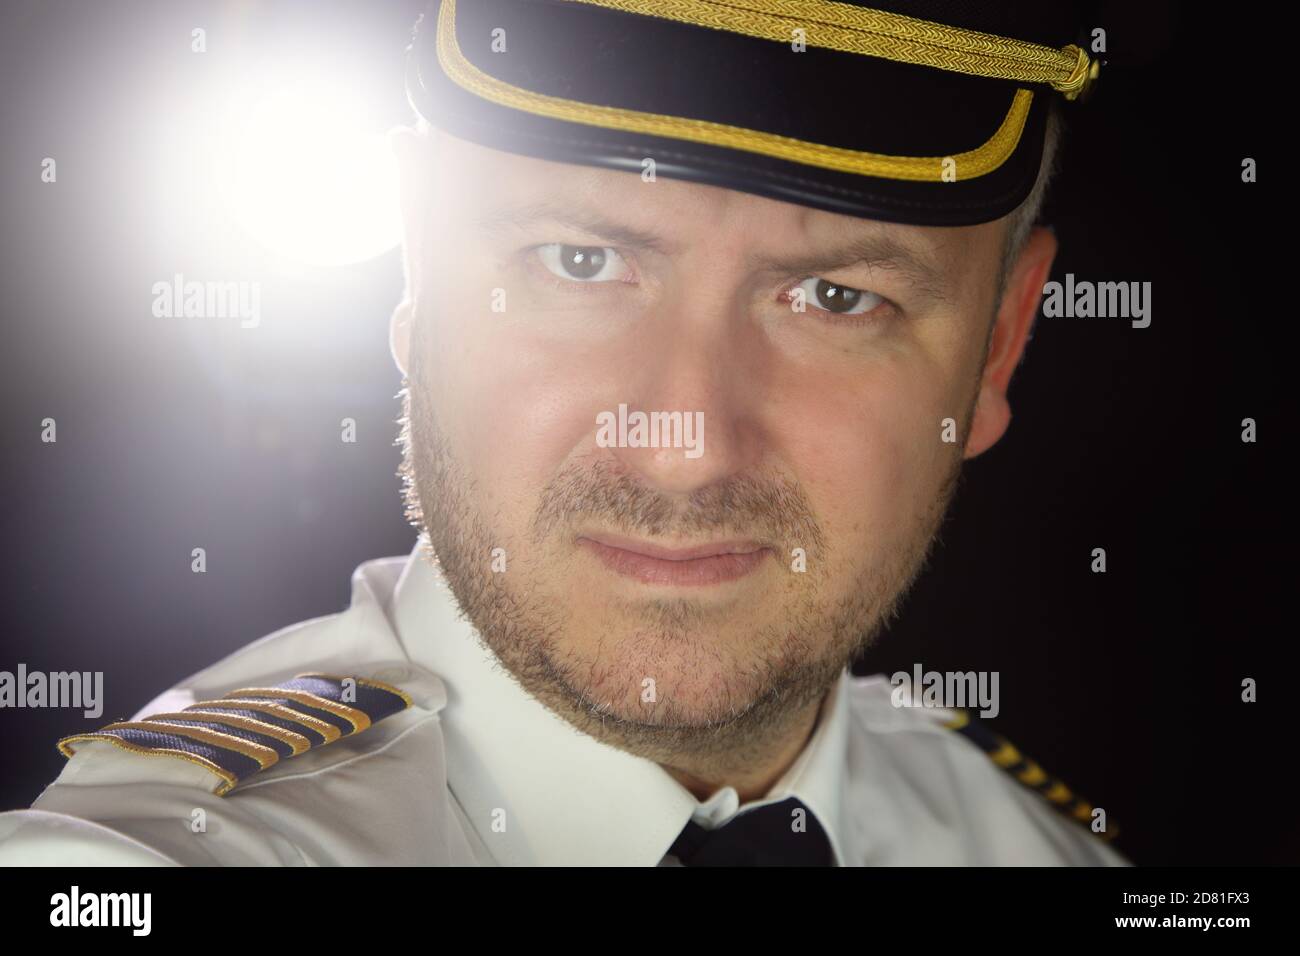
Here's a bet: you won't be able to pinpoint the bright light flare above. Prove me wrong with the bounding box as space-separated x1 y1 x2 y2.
214 77 401 268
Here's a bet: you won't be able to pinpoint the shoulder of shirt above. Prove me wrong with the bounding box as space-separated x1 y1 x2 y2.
843 673 1129 864
0 554 485 865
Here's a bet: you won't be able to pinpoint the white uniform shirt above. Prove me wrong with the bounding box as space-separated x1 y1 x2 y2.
0 543 1129 866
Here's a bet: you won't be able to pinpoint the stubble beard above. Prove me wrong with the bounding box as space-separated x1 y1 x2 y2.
397 363 968 767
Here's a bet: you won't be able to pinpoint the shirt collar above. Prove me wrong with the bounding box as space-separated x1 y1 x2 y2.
391 540 851 865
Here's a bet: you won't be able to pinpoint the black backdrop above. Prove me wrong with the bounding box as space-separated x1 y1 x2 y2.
1 1 1291 865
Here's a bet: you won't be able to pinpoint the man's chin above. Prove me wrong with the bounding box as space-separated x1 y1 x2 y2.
541 664 787 736
522 610 824 725
422 529 854 746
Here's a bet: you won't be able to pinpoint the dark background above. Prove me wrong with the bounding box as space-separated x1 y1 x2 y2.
0 1 1290 865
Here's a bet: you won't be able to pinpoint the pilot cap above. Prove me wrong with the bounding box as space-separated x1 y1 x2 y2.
405 0 1100 226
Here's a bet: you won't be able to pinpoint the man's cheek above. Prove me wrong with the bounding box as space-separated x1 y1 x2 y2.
442 347 614 515
824 424 915 549
787 381 942 550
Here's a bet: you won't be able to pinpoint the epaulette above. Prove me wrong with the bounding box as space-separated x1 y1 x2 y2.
56 673 412 796
942 708 1120 842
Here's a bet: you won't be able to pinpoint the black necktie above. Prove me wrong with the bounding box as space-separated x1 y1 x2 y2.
667 796 835 866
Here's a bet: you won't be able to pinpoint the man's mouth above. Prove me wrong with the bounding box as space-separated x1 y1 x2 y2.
576 532 772 586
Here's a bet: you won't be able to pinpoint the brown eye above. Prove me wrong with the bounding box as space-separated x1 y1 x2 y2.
815 280 862 312
536 243 631 283
561 245 604 278
790 276 884 316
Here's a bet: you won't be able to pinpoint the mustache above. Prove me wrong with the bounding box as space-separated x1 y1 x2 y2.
530 456 825 553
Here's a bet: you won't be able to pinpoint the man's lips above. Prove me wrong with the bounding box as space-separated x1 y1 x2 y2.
577 533 772 586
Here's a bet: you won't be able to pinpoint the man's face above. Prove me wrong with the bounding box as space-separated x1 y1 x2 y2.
396 129 1012 756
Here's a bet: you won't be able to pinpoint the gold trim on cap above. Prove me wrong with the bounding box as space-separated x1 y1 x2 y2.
434 0 1035 182
570 0 1098 99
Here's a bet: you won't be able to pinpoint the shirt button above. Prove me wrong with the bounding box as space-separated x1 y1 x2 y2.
697 787 740 827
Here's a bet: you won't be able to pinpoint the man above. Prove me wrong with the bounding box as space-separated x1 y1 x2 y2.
0 0 1124 865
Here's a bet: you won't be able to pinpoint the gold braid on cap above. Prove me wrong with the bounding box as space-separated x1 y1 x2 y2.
435 0 1047 182
570 0 1099 99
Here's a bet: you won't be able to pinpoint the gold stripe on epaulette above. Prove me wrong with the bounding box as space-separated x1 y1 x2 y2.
192 699 344 743
434 0 1035 182
1015 759 1048 786
941 708 1120 842
989 739 1022 769
56 732 240 795
296 672 416 709
571 0 1098 99
101 720 280 770
224 688 371 733
1042 780 1074 805
148 710 313 756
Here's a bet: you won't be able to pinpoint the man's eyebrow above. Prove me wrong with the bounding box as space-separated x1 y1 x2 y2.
470 198 679 255
752 231 952 301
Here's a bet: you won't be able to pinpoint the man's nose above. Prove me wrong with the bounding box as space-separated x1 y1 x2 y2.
604 287 766 497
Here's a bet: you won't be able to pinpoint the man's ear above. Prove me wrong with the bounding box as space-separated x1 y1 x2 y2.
963 224 1058 459
390 297 413 377
388 125 432 378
